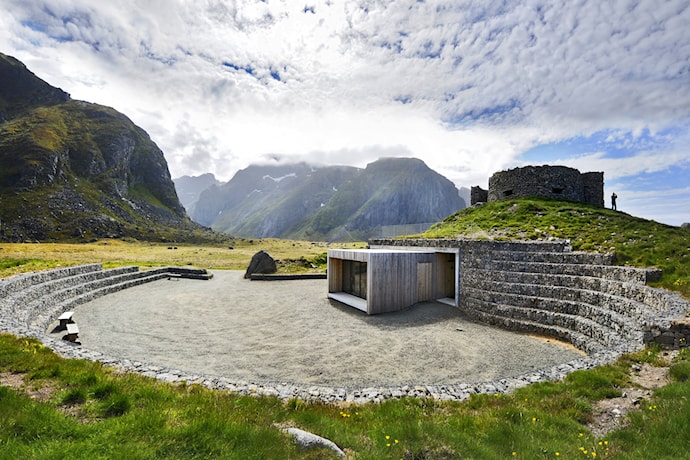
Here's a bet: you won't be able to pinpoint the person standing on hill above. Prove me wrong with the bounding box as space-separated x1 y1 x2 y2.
611 193 618 210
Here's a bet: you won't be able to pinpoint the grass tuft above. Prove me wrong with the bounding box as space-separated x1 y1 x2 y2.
669 361 690 382
61 387 87 405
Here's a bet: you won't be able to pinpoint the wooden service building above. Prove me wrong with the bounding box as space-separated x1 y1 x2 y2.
327 248 458 314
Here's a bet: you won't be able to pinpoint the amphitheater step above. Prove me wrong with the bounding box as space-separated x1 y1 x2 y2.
487 260 661 283
30 271 171 330
462 308 607 354
466 297 640 349
17 267 145 323
19 269 168 325
487 251 616 265
11 266 140 308
469 269 610 291
0 264 103 313
463 287 640 340
0 264 102 295
466 268 660 297
462 275 656 321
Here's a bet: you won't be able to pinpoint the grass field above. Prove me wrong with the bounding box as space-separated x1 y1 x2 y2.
0 238 365 279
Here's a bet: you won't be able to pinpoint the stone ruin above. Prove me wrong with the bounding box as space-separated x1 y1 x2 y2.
471 165 604 207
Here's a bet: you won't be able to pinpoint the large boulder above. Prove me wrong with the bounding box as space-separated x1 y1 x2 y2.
244 250 277 279
681 223 690 229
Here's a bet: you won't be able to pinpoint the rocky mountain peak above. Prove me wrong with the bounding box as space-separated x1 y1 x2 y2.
182 157 466 241
0 53 70 121
0 53 205 242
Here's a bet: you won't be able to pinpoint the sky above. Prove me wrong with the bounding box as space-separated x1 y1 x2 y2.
1 0 689 226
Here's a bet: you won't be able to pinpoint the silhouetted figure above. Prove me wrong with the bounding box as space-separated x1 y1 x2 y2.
611 193 617 210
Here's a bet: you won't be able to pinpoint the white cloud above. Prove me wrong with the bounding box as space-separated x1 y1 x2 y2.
1 0 690 224
609 185 690 227
552 148 690 180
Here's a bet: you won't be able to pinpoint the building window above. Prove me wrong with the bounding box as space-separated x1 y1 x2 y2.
552 187 564 194
343 260 367 299
503 189 513 196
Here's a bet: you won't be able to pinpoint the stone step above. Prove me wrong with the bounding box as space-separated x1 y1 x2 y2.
465 268 661 297
487 251 615 265
370 238 568 252
462 278 655 324
463 287 639 340
486 260 661 284
463 252 614 270
19 268 158 325
31 271 170 330
0 264 103 308
460 307 606 354
159 266 214 280
467 269 609 291
8 266 140 309
467 297 642 349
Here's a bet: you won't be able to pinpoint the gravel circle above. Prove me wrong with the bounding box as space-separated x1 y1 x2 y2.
71 270 585 388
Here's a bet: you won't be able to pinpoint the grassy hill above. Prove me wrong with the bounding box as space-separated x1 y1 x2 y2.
419 197 690 298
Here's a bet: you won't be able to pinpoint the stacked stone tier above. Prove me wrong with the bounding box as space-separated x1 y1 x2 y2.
461 248 679 354
0 265 208 340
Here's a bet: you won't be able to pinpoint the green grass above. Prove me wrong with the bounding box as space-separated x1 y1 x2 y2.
0 239 362 279
1 334 689 459
420 197 690 298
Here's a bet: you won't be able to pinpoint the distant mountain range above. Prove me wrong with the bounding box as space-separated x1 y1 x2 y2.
0 52 466 243
175 157 467 241
0 52 214 242
173 173 221 217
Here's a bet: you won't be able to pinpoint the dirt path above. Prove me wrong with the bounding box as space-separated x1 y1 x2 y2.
69 271 585 388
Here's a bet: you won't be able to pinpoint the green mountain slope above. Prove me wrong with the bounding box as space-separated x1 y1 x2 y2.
422 197 690 297
0 52 218 242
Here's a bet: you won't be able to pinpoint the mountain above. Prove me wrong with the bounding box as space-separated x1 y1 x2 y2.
173 173 221 216
0 52 214 242
458 187 471 208
189 157 466 241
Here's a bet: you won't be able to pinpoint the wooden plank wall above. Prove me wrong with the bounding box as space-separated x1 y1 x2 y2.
417 262 433 301
434 252 457 300
368 252 435 314
327 257 343 293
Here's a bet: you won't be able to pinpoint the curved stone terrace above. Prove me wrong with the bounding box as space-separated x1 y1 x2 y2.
1 240 688 404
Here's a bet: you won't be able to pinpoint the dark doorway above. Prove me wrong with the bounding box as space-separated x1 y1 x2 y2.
342 260 367 299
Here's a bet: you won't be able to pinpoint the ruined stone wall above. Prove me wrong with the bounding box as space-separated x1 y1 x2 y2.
582 171 605 208
470 165 605 207
470 186 488 204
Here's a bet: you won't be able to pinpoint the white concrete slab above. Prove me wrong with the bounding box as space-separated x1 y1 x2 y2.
328 292 368 313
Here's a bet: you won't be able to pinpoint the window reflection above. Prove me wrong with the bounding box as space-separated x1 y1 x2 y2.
343 260 367 299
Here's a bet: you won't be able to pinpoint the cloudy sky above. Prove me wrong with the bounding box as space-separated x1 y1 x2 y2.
1 0 689 225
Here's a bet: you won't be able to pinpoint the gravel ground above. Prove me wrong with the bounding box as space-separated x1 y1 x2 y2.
72 270 584 388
